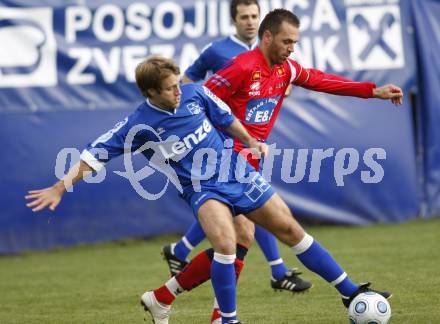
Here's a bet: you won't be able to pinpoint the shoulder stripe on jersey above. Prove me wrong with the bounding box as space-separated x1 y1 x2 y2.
294 64 310 86
202 86 231 114
80 149 105 171
303 70 310 84
201 42 213 54
287 59 297 84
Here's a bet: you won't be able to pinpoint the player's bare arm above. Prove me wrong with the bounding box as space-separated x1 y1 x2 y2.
224 118 268 158
25 160 94 212
372 84 404 106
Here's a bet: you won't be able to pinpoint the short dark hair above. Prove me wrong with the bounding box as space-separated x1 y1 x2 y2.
230 0 260 21
258 9 300 40
135 56 180 98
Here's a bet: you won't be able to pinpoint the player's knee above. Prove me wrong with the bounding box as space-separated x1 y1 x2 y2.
234 217 255 248
277 222 305 246
213 237 236 255
236 229 254 247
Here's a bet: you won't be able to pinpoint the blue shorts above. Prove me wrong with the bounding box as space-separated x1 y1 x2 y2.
184 171 275 217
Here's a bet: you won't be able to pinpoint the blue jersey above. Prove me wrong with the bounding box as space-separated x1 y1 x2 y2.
80 83 275 216
185 35 258 82
80 84 236 193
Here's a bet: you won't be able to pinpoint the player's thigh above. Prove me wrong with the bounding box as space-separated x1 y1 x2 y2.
245 193 305 246
198 199 236 254
233 215 255 248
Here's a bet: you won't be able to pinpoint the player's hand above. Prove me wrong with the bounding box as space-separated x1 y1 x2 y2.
25 185 65 212
373 84 403 106
249 139 268 159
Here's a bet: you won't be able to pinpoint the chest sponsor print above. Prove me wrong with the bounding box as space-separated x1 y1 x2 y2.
245 96 280 124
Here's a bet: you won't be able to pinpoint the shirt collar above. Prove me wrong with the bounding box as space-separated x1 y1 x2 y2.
146 98 176 115
229 35 258 50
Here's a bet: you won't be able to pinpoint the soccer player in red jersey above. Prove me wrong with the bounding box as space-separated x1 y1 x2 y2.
149 9 402 324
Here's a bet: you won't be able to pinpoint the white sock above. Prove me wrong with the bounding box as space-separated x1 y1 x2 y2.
165 277 184 297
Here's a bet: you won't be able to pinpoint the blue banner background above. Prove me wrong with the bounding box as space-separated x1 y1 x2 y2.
0 0 437 253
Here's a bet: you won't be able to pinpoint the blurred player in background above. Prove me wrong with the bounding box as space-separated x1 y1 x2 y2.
163 3 312 313
26 56 393 324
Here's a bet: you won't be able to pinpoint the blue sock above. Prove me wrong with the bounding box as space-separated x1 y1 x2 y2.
292 233 358 298
255 225 288 280
211 253 237 324
173 221 206 261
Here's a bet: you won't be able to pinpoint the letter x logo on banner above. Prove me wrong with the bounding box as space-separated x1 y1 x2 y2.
347 5 405 70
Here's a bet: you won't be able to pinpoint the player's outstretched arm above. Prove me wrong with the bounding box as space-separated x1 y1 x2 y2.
372 84 403 106
25 160 94 212
290 59 403 104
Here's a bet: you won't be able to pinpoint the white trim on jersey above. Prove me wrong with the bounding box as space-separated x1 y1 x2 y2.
297 65 310 86
322 79 360 84
80 149 106 172
230 35 258 51
202 86 232 114
287 59 297 84
146 99 176 115
200 42 213 54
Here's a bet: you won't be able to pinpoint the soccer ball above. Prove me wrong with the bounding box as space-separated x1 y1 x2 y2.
348 292 391 324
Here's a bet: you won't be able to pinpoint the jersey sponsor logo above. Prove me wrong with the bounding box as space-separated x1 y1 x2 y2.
276 66 285 76
0 7 57 88
250 81 260 90
346 5 404 70
186 102 202 115
156 127 165 135
251 70 261 81
245 96 280 124
194 193 208 206
275 81 288 89
158 119 213 159
249 81 261 96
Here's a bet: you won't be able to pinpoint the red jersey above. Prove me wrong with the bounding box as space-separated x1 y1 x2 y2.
205 47 376 169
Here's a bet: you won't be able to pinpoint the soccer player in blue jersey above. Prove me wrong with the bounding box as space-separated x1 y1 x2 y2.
182 0 258 83
26 56 391 324
164 3 312 311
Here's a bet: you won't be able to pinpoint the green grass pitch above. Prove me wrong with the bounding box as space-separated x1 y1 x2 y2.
1 218 439 323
